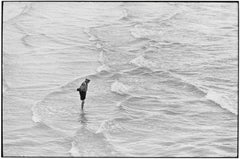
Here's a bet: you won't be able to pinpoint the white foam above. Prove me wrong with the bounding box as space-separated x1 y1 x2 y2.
98 51 104 63
69 142 81 156
96 50 110 72
3 81 9 93
116 102 122 107
130 25 155 39
120 9 128 19
96 119 122 134
130 28 143 39
83 27 97 41
96 120 107 134
96 64 110 72
130 55 156 68
206 90 237 115
32 111 41 123
31 105 41 123
83 28 90 34
111 81 130 95
96 43 102 49
89 35 97 41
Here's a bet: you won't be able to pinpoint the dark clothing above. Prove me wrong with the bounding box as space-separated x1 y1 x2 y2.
80 82 88 92
77 81 89 101
79 90 86 100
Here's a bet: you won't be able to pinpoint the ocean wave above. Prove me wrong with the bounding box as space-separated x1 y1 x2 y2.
118 96 163 117
206 90 237 115
31 99 80 137
20 33 69 49
30 71 110 129
69 126 121 157
31 94 84 135
170 72 237 115
130 55 156 69
4 2 33 22
30 73 123 156
167 72 206 94
122 67 152 75
111 81 130 95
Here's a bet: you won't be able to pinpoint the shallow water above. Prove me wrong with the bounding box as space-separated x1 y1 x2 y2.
3 2 238 157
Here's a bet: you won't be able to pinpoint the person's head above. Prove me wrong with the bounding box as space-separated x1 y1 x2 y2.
85 78 90 84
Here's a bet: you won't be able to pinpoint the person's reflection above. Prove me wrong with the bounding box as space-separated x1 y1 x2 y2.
79 112 88 126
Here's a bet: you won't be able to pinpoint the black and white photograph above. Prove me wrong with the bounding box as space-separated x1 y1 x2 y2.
2 1 238 157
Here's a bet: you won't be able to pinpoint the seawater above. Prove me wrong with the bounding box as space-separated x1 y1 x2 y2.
3 2 238 157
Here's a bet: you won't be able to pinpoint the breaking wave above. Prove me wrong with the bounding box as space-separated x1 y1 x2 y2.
167 72 237 115
206 90 237 115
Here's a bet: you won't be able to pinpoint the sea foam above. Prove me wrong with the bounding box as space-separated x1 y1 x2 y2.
98 51 104 63
96 43 102 49
97 64 110 72
69 142 81 156
206 90 237 115
31 107 41 123
96 119 123 134
111 81 130 95
96 120 107 134
130 25 153 39
83 27 97 41
130 55 156 69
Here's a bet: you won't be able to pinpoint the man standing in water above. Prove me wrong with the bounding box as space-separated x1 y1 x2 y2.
77 79 90 110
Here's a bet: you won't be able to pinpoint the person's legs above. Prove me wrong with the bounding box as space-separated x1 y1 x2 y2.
80 91 86 110
81 100 85 110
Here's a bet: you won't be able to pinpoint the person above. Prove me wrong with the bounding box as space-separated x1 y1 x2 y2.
77 79 90 110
